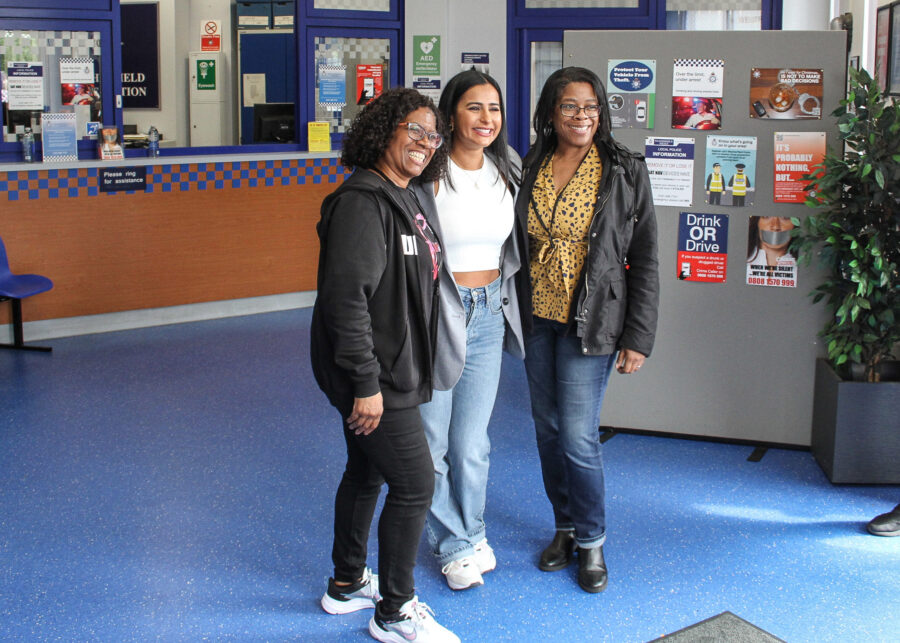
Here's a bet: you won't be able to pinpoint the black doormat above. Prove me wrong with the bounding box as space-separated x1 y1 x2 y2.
649 611 786 642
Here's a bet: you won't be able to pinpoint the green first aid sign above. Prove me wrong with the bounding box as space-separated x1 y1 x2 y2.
413 36 440 76
196 59 216 90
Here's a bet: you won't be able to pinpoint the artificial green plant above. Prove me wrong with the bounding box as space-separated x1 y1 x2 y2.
796 67 900 382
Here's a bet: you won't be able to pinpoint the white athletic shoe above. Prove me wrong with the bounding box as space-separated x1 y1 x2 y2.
320 567 381 614
473 538 496 574
368 596 461 643
440 555 484 590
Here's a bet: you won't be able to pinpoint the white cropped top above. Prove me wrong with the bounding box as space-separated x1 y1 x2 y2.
435 155 515 272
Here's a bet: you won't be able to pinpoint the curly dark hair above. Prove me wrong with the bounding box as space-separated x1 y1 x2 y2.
341 87 449 184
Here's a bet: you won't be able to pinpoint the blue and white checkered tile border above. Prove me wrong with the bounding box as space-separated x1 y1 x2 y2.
674 59 725 68
1 158 350 201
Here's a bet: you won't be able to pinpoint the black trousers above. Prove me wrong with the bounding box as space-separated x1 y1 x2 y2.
331 402 434 615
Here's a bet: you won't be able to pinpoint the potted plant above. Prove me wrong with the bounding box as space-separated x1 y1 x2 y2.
794 67 900 484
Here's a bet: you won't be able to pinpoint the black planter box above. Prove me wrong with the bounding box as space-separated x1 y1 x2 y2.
811 359 900 484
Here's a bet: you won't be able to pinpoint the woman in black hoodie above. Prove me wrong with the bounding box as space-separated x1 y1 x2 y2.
311 88 460 643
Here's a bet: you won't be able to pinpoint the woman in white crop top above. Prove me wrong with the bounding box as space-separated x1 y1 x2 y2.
412 70 525 591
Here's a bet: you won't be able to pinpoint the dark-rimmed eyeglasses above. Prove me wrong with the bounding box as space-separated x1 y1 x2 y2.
398 122 443 149
558 103 601 118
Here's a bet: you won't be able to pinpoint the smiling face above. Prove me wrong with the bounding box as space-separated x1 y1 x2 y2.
451 83 502 154
376 107 437 188
551 82 600 153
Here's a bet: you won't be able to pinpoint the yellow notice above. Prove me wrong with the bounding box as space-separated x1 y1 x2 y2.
308 122 331 152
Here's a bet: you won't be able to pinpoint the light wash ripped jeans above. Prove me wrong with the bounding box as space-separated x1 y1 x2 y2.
420 276 505 565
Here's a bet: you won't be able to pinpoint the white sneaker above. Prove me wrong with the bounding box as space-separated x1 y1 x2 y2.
473 539 496 574
368 596 460 643
321 567 381 614
440 555 484 590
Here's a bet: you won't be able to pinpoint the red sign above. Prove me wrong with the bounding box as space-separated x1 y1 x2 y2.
202 35 220 52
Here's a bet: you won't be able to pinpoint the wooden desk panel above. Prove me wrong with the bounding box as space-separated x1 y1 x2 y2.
1 163 342 324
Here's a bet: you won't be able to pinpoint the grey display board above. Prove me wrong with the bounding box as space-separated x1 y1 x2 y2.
564 30 847 446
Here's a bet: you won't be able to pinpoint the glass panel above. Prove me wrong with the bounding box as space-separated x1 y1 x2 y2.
1 30 103 142
665 10 761 30
313 0 391 11
314 36 390 136
530 40 562 143
667 0 761 9
525 1 638 7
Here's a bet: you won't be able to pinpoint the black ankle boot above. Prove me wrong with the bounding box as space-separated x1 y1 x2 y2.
538 531 575 571
577 546 608 593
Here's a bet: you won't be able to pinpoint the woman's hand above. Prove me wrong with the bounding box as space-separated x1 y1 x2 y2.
347 393 383 435
615 348 646 375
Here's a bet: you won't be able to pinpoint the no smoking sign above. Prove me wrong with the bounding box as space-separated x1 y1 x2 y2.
201 19 221 52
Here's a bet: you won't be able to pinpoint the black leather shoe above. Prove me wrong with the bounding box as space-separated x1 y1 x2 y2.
577 546 608 593
538 531 575 571
867 503 900 537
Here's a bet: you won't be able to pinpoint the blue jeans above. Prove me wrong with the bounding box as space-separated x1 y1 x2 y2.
420 277 505 564
524 316 616 549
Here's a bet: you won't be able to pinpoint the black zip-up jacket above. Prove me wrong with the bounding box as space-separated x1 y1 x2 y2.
310 169 440 410
514 140 659 357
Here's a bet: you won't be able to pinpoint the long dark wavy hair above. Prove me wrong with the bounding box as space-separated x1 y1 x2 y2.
523 67 614 171
342 87 449 184
438 69 517 191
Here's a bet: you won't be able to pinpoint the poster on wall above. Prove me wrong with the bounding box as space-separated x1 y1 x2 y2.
242 74 266 108
677 212 728 283
644 136 695 207
671 58 724 130
607 59 655 129
749 68 823 119
413 36 440 76
318 64 347 109
121 3 161 108
773 131 826 204
7 62 44 111
356 64 383 105
40 113 78 163
461 52 489 73
704 136 757 207
412 79 441 104
746 216 798 288
59 57 100 121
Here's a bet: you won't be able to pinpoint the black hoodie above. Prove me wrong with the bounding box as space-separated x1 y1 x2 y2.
310 169 441 410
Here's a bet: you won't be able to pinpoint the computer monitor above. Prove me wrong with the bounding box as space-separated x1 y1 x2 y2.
252 103 295 143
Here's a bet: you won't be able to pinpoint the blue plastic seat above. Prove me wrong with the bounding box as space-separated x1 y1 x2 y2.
0 235 53 352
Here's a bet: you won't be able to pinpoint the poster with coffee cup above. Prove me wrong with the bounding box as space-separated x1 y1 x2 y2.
749 68 823 119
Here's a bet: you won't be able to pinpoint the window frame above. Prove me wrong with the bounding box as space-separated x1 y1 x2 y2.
0 16 119 162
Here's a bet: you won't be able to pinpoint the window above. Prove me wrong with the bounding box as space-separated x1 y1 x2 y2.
665 1 763 31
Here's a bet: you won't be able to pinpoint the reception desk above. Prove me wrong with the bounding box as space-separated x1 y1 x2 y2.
0 152 348 333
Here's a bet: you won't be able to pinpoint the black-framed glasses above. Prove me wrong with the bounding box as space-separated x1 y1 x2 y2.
398 122 443 149
558 103 601 118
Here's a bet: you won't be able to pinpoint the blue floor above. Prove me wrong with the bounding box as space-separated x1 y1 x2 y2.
2 308 898 642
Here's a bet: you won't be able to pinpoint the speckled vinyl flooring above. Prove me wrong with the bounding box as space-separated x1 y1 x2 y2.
2 308 898 642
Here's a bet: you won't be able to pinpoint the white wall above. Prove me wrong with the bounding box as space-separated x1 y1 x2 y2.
405 0 509 102
121 0 235 147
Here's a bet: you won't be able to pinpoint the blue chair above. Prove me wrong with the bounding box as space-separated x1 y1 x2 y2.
0 235 53 352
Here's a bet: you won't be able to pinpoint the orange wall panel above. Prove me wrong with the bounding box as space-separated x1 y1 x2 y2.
1 158 348 324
